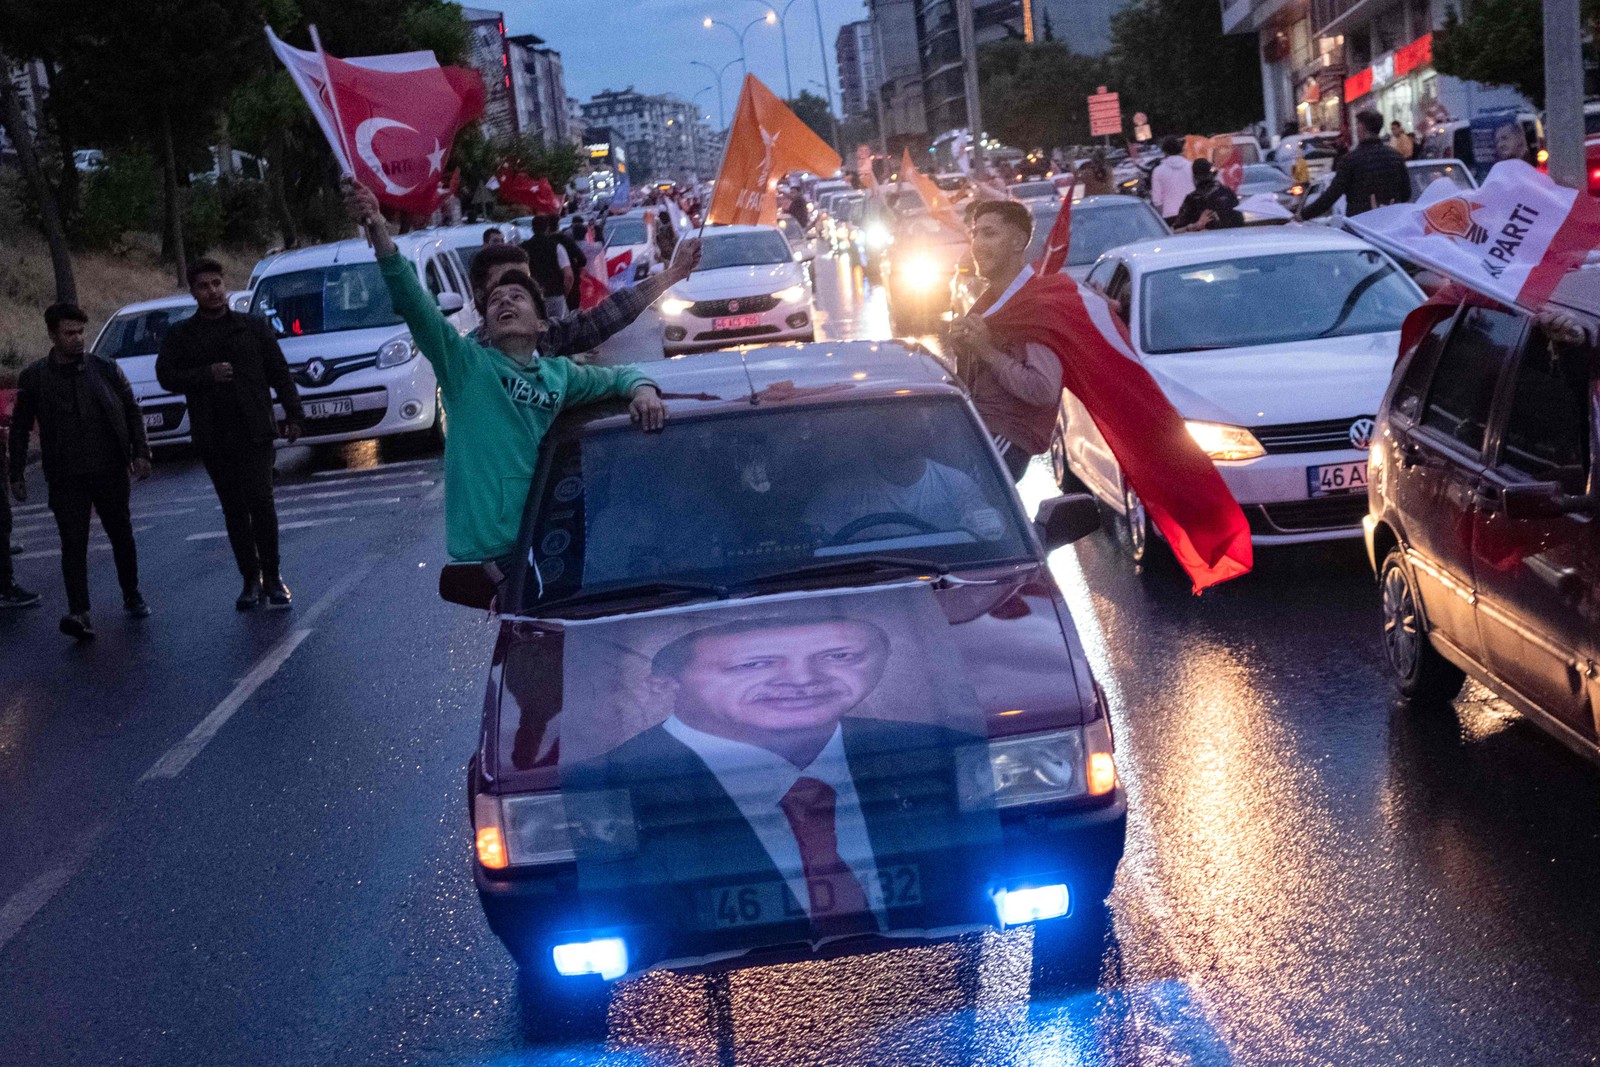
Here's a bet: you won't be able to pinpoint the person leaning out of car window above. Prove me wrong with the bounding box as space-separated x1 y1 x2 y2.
9 303 152 639
342 178 696 598
947 200 1064 483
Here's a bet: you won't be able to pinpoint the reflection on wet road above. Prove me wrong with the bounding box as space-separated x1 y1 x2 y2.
1 247 1597 1066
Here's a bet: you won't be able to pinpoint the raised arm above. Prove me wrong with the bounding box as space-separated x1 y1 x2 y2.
342 179 469 388
544 237 703 356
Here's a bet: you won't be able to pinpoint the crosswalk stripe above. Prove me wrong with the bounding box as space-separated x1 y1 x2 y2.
311 457 438 479
186 517 354 541
274 497 403 519
271 479 433 502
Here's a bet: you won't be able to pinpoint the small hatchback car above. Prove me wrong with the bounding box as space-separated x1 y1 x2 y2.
441 341 1127 1030
1366 302 1599 761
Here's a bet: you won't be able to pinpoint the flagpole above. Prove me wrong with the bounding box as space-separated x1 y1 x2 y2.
308 25 354 178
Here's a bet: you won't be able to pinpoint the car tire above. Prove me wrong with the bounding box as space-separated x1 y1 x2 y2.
1049 425 1087 494
1379 547 1466 706
1106 479 1176 577
516 965 608 1044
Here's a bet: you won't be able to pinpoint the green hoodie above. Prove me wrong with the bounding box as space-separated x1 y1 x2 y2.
378 251 653 562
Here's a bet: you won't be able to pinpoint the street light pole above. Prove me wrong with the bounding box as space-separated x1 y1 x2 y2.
805 0 842 157
954 0 985 179
690 58 738 131
704 13 773 82
1543 0 1583 190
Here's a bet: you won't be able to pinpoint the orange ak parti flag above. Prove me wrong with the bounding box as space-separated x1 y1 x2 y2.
708 75 841 226
900 148 963 232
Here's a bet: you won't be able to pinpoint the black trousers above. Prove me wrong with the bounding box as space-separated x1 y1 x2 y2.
0 473 13 589
200 440 280 580
48 470 139 614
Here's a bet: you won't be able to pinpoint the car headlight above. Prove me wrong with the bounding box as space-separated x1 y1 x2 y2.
493 790 637 867
986 728 1088 808
660 295 693 316
376 337 417 368
865 224 892 249
898 254 944 291
773 284 807 304
1185 420 1266 461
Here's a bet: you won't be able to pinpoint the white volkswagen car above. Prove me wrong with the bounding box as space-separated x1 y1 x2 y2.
90 292 245 449
247 232 479 447
1051 227 1424 566
658 224 813 355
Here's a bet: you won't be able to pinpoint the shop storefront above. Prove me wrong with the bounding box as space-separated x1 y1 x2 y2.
1343 31 1434 132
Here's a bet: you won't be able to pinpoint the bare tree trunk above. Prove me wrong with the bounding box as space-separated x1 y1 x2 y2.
159 104 187 288
42 59 78 221
265 129 298 248
0 49 76 303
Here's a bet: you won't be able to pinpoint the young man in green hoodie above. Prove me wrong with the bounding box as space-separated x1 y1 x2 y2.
343 181 697 581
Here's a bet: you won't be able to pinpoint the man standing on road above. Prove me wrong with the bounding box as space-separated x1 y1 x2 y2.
1150 136 1196 224
156 259 304 612
8 304 151 638
344 180 700 589
1174 159 1244 232
946 200 1064 483
1300 110 1410 219
521 215 575 318
0 410 40 609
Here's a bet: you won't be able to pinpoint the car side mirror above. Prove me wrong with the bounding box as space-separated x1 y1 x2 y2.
437 292 465 314
439 561 496 610
1501 480 1594 521
1034 493 1101 551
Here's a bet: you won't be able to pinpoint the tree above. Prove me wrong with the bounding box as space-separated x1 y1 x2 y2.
979 40 1110 149
1433 0 1555 107
0 47 75 301
784 91 836 146
1108 0 1262 135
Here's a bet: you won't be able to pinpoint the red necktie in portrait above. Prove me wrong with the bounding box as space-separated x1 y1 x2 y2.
779 776 878 937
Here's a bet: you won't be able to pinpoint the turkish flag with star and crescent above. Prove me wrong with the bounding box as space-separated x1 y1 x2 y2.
321 53 484 215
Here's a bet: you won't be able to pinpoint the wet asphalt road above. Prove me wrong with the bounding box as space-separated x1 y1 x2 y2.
3 251 1599 1066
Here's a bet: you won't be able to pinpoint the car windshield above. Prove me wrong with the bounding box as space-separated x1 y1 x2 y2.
606 219 648 246
1026 203 1167 266
1241 165 1290 189
93 306 197 359
1141 250 1420 354
250 264 402 338
698 231 793 270
519 397 1032 611
1408 162 1474 197
1010 183 1056 198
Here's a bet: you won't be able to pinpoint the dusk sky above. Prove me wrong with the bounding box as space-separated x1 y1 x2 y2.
496 0 871 127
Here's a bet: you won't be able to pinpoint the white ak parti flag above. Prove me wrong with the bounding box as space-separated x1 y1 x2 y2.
1348 159 1600 314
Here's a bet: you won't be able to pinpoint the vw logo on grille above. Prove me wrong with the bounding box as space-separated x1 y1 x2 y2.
1349 417 1376 450
726 299 740 313
304 358 328 386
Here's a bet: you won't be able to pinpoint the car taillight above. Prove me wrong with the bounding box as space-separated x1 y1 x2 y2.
1589 167 1600 196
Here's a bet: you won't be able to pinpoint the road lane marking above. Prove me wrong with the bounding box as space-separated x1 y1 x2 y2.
274 497 403 518
423 482 444 503
140 556 376 781
185 517 353 541
269 480 433 501
10 526 155 560
0 825 106 953
311 458 437 478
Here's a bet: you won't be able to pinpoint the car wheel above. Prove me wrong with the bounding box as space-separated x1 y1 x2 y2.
516 966 608 1044
1049 425 1087 494
1379 547 1466 706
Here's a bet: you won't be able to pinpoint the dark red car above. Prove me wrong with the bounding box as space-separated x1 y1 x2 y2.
1366 302 1599 760
441 341 1127 1035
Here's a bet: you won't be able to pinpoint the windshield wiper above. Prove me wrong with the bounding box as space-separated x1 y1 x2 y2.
534 579 728 611
739 556 951 590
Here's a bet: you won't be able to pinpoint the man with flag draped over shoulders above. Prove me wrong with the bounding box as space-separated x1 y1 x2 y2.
949 189 1254 594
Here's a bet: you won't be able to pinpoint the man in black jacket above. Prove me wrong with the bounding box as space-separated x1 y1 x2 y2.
8 303 151 638
1300 110 1411 219
157 258 304 611
0 405 41 609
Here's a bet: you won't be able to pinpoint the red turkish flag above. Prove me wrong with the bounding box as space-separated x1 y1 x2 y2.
322 53 484 215
983 268 1252 593
1033 179 1076 277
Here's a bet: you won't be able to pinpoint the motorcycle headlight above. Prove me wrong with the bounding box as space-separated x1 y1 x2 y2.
1185 420 1266 461
660 295 693 316
376 337 417 369
898 254 944 291
773 284 807 303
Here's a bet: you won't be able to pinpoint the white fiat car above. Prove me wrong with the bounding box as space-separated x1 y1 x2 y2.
247 232 480 447
1050 227 1424 567
658 224 813 355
